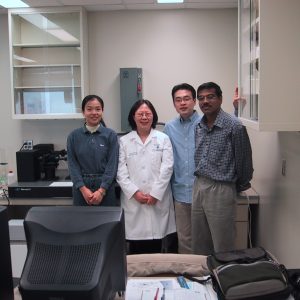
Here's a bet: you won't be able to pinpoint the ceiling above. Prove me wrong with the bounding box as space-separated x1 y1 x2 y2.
0 0 238 12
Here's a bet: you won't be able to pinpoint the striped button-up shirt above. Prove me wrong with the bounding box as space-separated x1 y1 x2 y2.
194 109 253 192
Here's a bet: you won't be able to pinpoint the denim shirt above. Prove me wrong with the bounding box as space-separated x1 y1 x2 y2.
164 111 202 203
67 124 119 190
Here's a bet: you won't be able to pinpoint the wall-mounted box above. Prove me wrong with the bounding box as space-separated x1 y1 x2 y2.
120 68 143 132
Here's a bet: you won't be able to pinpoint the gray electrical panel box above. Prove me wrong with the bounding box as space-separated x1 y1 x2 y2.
120 68 143 132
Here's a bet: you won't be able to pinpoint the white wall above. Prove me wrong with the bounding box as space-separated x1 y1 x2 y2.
0 9 237 171
249 129 300 268
87 9 238 130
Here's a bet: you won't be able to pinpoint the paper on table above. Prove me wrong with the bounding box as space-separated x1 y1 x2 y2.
49 182 73 187
189 280 217 300
160 279 180 289
125 279 164 300
164 280 217 300
125 278 217 300
141 288 159 300
164 288 212 300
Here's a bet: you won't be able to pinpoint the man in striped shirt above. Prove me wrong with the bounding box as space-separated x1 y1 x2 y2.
192 82 253 255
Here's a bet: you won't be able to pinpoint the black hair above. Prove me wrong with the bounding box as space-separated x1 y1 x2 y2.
197 82 222 98
81 95 104 111
171 83 196 101
128 99 158 130
81 94 106 127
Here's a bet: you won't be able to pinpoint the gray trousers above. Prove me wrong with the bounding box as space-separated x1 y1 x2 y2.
191 176 236 255
174 201 192 254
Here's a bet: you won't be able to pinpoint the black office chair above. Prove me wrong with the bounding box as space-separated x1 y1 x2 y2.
0 206 14 300
19 206 127 300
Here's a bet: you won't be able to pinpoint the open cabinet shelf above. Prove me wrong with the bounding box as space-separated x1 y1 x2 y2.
8 6 88 119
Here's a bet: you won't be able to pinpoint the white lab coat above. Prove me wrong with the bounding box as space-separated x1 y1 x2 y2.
117 129 176 240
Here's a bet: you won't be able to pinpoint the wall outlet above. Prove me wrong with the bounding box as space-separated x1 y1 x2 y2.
23 140 33 151
281 159 286 176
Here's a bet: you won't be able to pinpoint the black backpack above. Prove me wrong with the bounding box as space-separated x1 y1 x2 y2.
206 247 291 300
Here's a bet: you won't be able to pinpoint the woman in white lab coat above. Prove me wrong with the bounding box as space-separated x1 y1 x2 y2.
117 99 176 254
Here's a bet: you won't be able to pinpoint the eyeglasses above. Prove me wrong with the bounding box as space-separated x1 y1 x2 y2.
197 94 217 101
174 96 193 104
135 112 153 119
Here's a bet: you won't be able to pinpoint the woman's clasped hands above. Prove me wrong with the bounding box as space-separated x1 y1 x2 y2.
80 186 105 206
133 190 158 206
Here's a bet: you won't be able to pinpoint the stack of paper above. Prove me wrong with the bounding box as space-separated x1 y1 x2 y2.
125 279 165 300
125 278 217 300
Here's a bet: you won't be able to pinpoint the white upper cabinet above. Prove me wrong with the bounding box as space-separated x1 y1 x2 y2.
238 0 300 131
8 7 88 119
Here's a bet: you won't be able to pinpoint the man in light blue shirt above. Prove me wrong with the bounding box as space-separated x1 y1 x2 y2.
164 83 200 253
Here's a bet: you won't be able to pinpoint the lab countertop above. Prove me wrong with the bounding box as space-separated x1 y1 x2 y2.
0 188 259 206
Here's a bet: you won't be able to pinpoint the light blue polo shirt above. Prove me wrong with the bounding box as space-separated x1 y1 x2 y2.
164 111 202 204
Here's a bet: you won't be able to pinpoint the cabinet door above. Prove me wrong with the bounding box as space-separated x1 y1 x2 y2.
235 204 249 249
238 0 259 123
238 0 300 131
9 7 88 119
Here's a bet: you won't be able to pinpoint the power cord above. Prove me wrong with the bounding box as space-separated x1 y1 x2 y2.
19 142 26 151
246 192 252 248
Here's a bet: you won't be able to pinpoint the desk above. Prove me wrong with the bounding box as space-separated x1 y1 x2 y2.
0 187 258 209
3 187 258 276
1 188 259 249
13 278 295 300
13 277 212 300
235 188 259 249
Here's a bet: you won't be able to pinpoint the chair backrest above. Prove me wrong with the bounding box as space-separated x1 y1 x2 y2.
19 206 127 300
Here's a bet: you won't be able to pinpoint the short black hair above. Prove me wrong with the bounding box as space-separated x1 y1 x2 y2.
128 99 158 130
81 95 104 111
197 82 222 98
172 83 196 101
